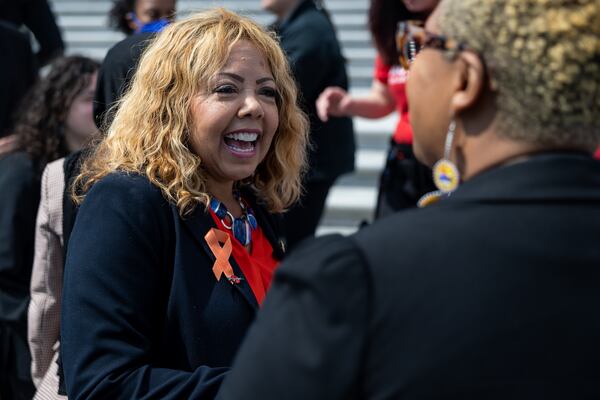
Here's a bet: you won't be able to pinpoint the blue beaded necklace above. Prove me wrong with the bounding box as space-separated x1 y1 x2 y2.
209 194 258 246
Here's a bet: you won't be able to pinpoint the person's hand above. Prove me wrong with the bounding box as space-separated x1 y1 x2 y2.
316 86 352 122
0 134 19 156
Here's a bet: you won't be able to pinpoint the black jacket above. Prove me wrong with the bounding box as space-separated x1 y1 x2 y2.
0 152 40 324
0 152 40 384
93 33 155 130
273 0 355 181
218 153 600 399
61 172 286 399
0 21 36 137
0 0 64 67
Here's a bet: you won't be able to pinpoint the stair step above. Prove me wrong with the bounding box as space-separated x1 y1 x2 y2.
325 186 376 212
52 0 368 14
316 225 358 236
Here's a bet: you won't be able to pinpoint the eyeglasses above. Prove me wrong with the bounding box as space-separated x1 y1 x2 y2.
396 20 469 70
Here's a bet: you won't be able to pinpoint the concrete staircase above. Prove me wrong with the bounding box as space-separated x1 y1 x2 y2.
50 0 395 235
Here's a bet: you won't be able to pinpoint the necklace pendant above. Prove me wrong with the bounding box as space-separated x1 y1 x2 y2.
247 213 257 230
210 194 257 246
233 219 247 246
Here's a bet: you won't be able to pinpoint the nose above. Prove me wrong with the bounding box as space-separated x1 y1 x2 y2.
238 92 264 120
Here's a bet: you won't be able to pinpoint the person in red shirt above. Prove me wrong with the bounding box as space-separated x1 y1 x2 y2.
317 0 439 218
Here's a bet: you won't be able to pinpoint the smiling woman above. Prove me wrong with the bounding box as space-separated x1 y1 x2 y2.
188 42 281 199
60 9 308 400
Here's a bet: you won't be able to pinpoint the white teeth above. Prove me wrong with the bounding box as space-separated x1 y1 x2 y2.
228 144 254 153
225 132 258 142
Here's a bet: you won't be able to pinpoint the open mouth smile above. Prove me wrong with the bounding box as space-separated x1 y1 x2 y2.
223 130 260 157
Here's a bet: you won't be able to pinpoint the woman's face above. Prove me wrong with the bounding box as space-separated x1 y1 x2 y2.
129 0 176 30
189 40 279 187
64 72 100 151
402 0 439 13
406 6 454 166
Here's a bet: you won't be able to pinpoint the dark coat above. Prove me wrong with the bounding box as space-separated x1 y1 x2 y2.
0 22 36 137
0 0 64 67
61 172 286 399
218 153 600 400
0 152 39 324
274 0 355 182
93 32 155 130
0 152 39 391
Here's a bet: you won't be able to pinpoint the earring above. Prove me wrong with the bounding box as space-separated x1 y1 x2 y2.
432 120 460 193
417 120 461 208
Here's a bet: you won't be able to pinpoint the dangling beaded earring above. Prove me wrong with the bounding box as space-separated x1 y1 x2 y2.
417 120 461 207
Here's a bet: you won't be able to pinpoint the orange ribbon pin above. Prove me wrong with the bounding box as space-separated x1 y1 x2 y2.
204 228 237 282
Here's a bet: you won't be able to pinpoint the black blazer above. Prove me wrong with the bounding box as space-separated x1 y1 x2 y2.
218 153 600 399
61 172 285 399
274 0 355 182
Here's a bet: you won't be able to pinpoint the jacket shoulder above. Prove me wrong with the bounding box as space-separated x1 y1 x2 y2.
278 233 368 282
0 152 36 187
44 157 65 189
84 172 170 216
103 32 154 66
352 206 454 262
284 7 336 42
90 171 161 195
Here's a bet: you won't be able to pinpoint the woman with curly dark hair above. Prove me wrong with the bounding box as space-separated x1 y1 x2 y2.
0 55 99 400
317 0 439 218
108 0 176 35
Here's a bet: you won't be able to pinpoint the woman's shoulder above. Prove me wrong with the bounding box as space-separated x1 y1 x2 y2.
0 151 35 183
0 150 33 170
87 171 168 208
288 6 336 39
93 171 157 190
78 172 174 237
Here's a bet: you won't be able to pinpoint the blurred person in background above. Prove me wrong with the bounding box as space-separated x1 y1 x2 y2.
0 21 36 142
108 0 176 35
0 55 99 400
317 0 438 218
263 0 355 249
217 0 600 398
60 9 307 399
0 0 64 152
0 0 64 68
95 0 178 129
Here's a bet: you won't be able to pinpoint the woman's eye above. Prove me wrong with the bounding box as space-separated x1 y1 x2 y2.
145 10 159 19
260 87 278 98
214 84 237 94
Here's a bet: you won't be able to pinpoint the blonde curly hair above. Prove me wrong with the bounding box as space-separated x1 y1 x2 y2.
439 0 600 150
74 8 309 215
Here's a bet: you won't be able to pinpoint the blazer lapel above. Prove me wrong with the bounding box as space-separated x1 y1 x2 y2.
181 206 259 311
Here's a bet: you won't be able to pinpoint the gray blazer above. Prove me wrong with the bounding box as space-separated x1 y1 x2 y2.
27 157 67 400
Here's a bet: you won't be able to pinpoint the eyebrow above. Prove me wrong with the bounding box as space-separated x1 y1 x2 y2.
216 72 275 85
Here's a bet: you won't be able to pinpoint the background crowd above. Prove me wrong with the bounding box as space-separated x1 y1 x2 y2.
1 0 599 399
